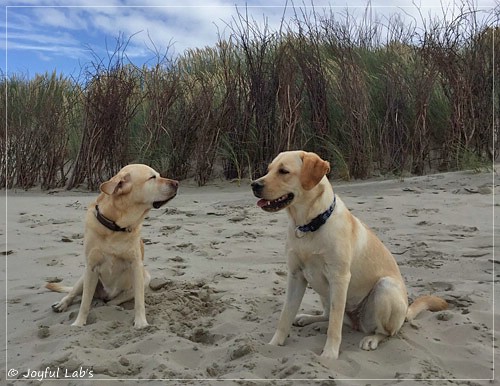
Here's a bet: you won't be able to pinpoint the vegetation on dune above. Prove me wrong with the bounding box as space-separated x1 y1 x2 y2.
1 3 498 189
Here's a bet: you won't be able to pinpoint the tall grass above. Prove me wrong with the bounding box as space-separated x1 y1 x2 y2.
2 72 78 189
3 3 498 189
67 35 144 190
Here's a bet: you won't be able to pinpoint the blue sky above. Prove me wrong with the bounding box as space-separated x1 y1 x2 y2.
2 0 497 79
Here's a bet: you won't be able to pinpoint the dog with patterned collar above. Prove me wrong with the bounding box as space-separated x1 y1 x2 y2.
251 150 447 359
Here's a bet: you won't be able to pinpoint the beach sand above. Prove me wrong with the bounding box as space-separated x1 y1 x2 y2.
2 168 497 385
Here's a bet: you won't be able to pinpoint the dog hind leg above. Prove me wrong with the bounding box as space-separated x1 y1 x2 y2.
358 276 407 350
51 275 84 312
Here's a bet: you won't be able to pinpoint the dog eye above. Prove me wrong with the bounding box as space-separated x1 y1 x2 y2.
278 168 289 175
149 175 156 180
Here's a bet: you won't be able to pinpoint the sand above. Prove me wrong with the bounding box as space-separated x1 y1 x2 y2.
2 168 497 385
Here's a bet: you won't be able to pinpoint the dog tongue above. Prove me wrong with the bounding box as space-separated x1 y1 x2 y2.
257 199 269 208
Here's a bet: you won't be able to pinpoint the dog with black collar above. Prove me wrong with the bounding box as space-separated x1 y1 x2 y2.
251 150 447 359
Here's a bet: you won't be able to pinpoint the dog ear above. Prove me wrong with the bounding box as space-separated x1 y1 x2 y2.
100 173 132 195
300 152 330 190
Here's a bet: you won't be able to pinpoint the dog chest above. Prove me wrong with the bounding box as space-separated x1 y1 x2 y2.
96 258 134 296
289 247 330 297
302 262 330 297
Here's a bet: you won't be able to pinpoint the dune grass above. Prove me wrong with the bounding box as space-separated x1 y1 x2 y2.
2 3 498 189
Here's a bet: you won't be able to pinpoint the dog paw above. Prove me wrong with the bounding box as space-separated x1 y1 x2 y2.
293 313 327 326
71 320 85 327
269 333 286 346
359 335 381 350
134 319 149 329
320 348 339 360
293 314 312 326
51 302 67 313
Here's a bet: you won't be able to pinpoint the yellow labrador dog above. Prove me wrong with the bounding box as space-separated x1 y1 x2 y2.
46 164 178 328
251 151 447 359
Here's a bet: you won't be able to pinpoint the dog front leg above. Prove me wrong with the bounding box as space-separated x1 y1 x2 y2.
269 269 307 346
321 273 351 359
71 266 99 327
132 259 148 329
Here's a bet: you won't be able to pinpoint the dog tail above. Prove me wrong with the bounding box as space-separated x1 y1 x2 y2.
45 282 72 293
406 295 448 321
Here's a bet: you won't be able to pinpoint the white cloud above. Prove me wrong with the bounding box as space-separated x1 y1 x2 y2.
7 42 78 54
7 31 79 46
31 7 89 30
3 0 498 76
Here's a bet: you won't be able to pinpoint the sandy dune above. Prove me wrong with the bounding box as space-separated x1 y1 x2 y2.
2 168 497 384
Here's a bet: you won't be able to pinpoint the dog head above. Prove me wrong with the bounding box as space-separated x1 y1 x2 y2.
251 151 330 212
100 164 178 209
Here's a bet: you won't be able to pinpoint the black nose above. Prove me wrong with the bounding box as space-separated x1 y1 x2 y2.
251 180 264 196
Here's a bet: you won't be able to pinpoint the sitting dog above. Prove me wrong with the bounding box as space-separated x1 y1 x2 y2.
251 150 447 359
46 164 178 328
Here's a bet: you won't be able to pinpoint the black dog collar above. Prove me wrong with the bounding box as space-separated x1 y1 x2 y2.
95 205 130 232
295 195 336 237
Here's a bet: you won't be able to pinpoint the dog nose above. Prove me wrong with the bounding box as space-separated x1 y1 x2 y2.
251 180 264 195
169 179 179 188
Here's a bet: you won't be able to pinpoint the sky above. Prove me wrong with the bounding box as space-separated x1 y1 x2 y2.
1 0 498 79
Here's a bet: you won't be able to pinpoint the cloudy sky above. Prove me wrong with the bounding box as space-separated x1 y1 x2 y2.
2 0 497 78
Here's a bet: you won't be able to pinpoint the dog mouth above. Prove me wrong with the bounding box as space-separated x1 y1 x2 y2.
257 193 294 212
153 194 176 209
